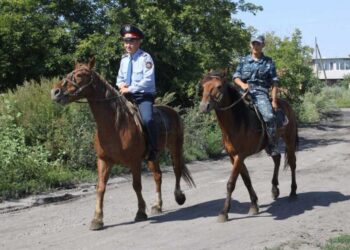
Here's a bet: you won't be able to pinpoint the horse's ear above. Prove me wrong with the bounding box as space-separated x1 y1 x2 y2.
74 60 80 70
221 68 228 78
88 56 96 69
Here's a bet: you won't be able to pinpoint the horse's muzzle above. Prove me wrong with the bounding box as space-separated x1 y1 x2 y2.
199 101 212 113
51 88 68 105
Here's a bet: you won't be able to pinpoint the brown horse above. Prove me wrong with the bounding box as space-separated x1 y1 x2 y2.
199 71 298 222
51 58 195 230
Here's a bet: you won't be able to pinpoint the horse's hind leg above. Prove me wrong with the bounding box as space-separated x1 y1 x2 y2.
287 150 297 198
271 153 281 200
240 163 259 215
167 135 186 205
131 164 148 221
170 147 186 205
90 158 112 230
147 160 163 214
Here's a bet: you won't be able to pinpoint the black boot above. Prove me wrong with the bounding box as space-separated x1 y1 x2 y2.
147 148 158 161
266 137 280 157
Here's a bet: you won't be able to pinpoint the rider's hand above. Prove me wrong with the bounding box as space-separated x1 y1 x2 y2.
242 83 249 91
120 85 129 94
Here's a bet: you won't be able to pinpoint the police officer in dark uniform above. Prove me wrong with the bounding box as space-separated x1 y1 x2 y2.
233 35 280 156
116 24 158 161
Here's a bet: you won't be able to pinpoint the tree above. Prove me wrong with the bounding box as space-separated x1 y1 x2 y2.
0 0 262 106
263 29 315 104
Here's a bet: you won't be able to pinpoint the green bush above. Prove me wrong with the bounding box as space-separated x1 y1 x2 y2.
0 79 97 199
182 106 223 162
0 117 92 199
298 87 339 123
0 79 98 170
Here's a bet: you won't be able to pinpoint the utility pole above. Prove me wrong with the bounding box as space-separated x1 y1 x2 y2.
315 37 328 84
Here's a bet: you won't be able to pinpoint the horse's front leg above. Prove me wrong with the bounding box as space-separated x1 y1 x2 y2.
147 160 163 214
90 158 112 230
218 155 243 223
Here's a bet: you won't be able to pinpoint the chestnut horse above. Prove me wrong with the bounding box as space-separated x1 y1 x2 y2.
199 71 298 222
51 58 195 230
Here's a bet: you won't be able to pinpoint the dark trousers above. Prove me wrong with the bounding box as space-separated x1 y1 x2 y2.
132 93 157 152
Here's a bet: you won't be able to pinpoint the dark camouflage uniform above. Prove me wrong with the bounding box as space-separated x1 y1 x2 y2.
233 54 279 143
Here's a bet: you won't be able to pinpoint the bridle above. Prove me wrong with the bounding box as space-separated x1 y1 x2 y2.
205 75 248 111
61 67 94 97
60 67 120 103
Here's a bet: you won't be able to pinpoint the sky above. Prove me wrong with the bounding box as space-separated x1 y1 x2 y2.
236 0 350 58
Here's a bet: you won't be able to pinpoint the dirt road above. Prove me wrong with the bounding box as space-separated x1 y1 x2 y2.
1 109 350 250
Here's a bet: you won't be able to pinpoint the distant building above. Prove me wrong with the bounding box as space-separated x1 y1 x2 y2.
312 57 350 84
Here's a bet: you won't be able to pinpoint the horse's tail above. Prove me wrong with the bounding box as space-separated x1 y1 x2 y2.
182 163 196 188
284 122 299 170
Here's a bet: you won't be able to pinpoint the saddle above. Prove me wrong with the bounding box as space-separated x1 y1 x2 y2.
123 94 165 154
242 93 289 130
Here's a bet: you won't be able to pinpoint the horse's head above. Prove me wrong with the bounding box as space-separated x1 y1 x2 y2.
199 71 228 113
51 57 96 105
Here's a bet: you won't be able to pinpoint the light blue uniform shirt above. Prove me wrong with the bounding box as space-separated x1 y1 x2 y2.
116 48 156 94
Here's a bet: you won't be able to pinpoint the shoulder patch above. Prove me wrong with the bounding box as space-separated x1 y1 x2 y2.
145 61 153 69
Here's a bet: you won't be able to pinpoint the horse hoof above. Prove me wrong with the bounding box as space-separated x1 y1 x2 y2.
289 193 298 200
134 211 148 222
175 191 186 205
248 205 259 215
89 219 104 230
217 213 228 223
272 186 280 200
151 205 162 215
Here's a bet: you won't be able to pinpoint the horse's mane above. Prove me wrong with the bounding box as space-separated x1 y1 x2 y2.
91 71 143 130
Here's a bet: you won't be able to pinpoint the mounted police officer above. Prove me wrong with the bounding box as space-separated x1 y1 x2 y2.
116 24 158 161
233 35 280 156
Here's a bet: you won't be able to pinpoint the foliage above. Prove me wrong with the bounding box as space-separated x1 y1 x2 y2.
323 235 350 250
0 0 262 106
321 86 350 108
338 74 350 90
0 107 93 199
263 29 316 105
0 79 97 199
297 86 349 123
182 105 223 161
1 78 97 170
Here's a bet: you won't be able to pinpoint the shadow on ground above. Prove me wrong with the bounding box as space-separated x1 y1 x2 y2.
104 191 350 229
104 191 350 228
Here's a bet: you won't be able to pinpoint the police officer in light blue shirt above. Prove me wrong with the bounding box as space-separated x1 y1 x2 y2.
233 35 280 156
116 24 158 161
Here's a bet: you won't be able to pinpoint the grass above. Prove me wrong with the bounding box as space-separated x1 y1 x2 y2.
323 235 350 250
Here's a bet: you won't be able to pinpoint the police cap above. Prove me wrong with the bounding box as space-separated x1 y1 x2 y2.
120 24 144 39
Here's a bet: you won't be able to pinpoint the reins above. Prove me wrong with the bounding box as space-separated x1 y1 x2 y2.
62 67 122 104
216 90 248 111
